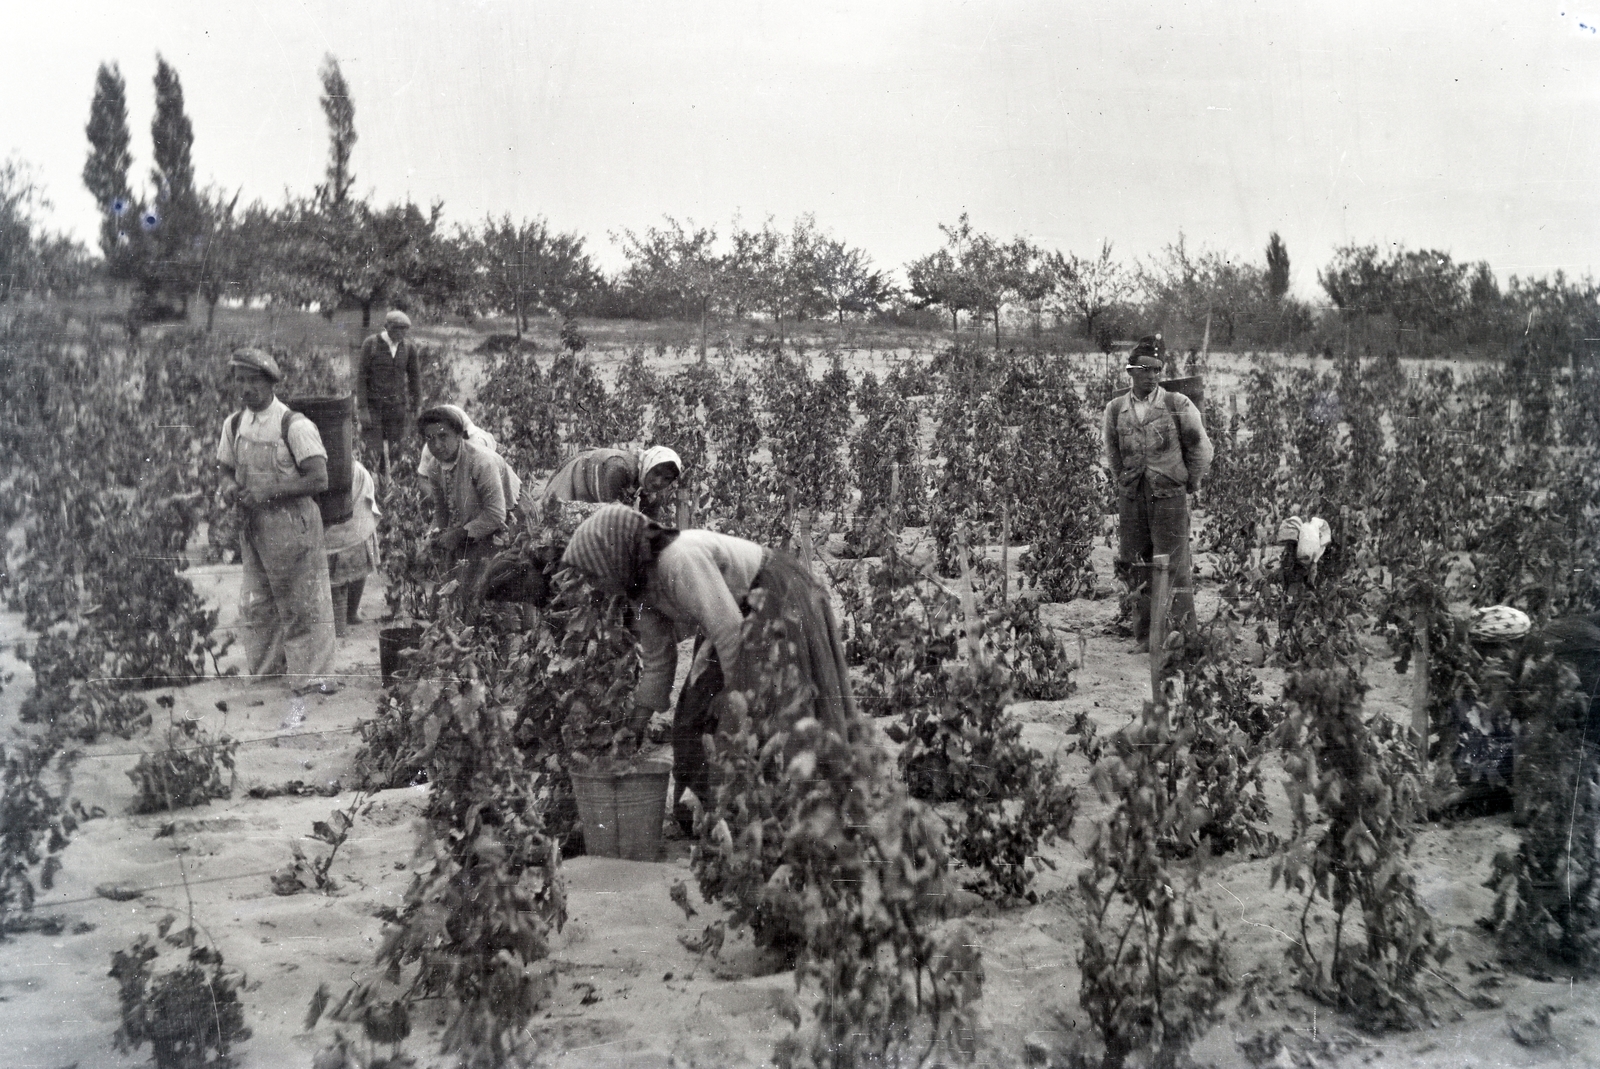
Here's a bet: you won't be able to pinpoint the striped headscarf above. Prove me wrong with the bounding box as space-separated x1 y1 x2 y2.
561 504 651 595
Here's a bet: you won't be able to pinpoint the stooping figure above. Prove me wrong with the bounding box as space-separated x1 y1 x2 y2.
541 445 684 522
323 460 381 637
1102 334 1214 651
420 405 521 612
560 505 857 836
216 348 338 694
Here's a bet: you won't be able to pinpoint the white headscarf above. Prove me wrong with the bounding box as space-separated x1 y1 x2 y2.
638 445 684 481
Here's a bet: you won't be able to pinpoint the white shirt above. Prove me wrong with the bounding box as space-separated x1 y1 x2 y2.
381 330 399 357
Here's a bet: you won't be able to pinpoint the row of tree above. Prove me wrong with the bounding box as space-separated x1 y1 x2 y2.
0 53 1593 362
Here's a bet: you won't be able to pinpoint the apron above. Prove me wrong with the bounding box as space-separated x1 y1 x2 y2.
234 428 337 684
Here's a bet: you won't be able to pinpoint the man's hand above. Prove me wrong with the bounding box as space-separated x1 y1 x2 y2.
435 526 468 557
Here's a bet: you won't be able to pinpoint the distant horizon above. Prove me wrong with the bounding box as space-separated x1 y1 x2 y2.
7 1 1596 301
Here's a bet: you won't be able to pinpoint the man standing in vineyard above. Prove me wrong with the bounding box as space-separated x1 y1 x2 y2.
1103 335 1213 652
217 349 339 694
356 310 421 480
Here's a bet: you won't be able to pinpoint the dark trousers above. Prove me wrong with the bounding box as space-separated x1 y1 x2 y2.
1117 477 1195 641
363 402 409 476
672 642 725 832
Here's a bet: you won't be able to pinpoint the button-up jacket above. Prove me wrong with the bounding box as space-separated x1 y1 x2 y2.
1103 385 1214 498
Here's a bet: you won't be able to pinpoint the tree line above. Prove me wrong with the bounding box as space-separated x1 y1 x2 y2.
0 52 1593 362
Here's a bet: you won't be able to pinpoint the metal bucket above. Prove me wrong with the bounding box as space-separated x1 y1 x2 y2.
569 760 671 861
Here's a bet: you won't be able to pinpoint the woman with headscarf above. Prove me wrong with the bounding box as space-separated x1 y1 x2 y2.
560 504 857 835
415 403 498 481
419 406 520 612
541 445 684 522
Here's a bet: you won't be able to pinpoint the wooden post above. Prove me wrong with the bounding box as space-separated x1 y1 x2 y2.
956 533 982 661
676 477 692 530
889 461 901 531
1149 553 1172 710
798 507 816 570
1411 617 1430 766
999 503 1010 605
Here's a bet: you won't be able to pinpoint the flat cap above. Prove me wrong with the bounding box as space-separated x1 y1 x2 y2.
229 347 283 383
385 310 412 329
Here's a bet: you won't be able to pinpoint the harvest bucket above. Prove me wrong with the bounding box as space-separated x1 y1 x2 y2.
569 760 671 861
285 394 355 526
379 625 425 687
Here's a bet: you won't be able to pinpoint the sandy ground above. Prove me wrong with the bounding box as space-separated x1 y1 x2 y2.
1 334 1593 1068
5 540 1598 1069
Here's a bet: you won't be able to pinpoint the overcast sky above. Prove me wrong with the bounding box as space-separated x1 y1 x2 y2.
5 0 1597 297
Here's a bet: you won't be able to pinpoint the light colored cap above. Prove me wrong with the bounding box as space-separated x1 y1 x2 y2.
229 347 283 383
385 310 412 329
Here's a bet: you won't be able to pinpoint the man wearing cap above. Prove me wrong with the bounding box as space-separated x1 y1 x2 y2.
356 310 422 478
540 445 684 522
1103 334 1214 652
216 348 339 693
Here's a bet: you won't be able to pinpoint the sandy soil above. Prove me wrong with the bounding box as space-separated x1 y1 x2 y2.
2 338 1593 1069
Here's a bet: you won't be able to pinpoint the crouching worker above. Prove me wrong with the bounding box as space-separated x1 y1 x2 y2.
419 405 515 615
216 348 338 695
323 460 381 637
560 505 857 836
542 445 684 522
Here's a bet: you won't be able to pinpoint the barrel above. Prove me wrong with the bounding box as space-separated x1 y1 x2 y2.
285 394 355 526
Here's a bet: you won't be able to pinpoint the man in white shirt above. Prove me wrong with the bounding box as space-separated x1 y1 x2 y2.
216 348 338 693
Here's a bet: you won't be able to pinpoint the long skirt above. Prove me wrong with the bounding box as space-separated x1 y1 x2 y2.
671 549 859 829
730 549 859 734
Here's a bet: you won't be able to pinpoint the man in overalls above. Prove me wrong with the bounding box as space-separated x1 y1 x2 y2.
216 348 339 693
1102 335 1214 652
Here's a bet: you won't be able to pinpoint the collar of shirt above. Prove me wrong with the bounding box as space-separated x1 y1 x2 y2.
1129 387 1156 422
381 331 399 357
241 396 287 429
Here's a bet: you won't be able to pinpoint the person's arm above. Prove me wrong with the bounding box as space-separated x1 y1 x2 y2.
1102 402 1122 482
634 606 679 712
460 452 507 541
406 342 422 416
599 456 637 504
427 471 450 532
1177 399 1214 490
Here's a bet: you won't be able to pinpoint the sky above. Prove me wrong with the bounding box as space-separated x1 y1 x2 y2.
4 0 1597 298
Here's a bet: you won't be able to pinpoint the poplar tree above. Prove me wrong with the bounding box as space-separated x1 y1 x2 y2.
317 55 358 210
83 63 132 262
146 54 201 311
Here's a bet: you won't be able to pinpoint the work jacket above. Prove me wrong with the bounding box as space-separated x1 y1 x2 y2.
1102 385 1214 498
357 332 421 414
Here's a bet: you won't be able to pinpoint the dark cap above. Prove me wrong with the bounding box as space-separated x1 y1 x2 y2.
1126 334 1165 370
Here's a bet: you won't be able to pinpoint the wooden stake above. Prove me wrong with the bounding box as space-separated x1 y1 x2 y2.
1411 617 1430 766
889 461 901 532
798 506 815 571
999 503 1010 605
676 476 692 530
957 533 982 662
1150 553 1172 711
